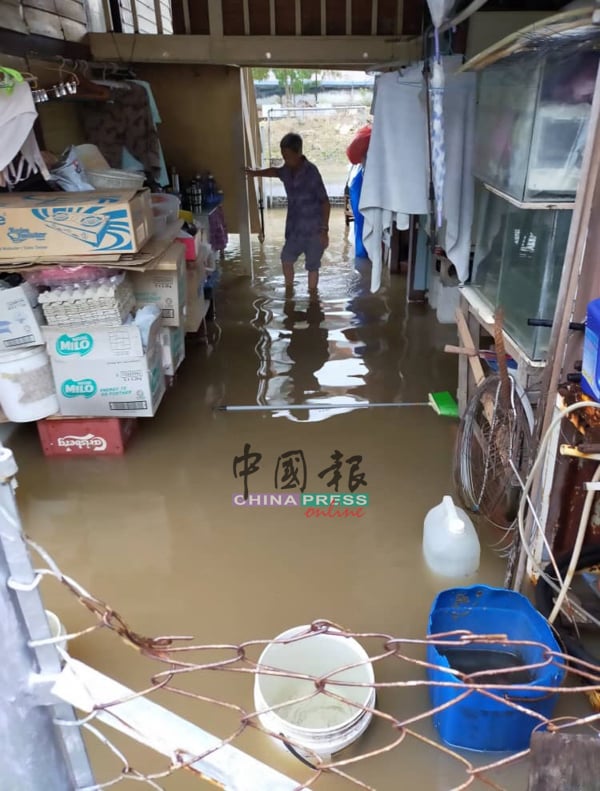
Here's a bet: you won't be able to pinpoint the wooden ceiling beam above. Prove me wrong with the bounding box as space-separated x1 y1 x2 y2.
88 31 421 65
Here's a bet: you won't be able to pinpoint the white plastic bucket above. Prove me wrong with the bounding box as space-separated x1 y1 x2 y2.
45 610 67 655
254 625 375 759
0 345 58 422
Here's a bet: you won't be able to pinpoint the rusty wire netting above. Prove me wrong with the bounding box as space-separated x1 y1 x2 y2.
24 537 600 791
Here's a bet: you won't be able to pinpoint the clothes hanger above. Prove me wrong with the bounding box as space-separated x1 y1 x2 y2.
0 67 24 94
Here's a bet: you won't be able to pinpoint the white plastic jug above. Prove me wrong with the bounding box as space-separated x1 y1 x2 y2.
423 496 480 577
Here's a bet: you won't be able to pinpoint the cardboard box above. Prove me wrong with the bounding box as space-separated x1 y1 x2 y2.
43 316 162 363
37 417 137 456
160 325 185 376
47 315 165 418
0 189 153 259
0 283 45 350
130 242 186 327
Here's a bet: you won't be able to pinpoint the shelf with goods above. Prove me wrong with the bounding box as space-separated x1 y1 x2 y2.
0 196 215 457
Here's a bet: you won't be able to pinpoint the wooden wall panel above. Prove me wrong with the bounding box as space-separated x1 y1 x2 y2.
352 0 372 34
378 0 398 35
325 0 345 34
0 3 28 33
222 0 244 35
301 0 321 35
187 0 209 33
274 0 294 35
403 0 424 36
249 0 270 35
135 64 254 233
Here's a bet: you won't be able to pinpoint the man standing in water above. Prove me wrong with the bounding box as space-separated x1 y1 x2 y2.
245 133 330 292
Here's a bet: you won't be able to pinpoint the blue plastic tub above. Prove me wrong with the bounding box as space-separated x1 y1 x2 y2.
427 585 565 752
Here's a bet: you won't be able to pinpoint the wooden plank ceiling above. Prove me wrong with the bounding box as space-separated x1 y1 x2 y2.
171 0 422 37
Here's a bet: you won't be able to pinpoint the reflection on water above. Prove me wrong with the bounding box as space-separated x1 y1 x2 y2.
6 208 570 790
224 210 453 421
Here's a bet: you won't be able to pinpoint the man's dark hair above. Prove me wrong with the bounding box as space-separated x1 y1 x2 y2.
280 133 303 153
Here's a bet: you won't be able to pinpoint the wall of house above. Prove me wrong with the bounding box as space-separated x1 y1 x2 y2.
0 0 89 42
136 63 259 234
466 11 550 58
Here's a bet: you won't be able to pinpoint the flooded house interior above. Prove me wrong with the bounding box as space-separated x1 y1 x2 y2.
1 0 600 789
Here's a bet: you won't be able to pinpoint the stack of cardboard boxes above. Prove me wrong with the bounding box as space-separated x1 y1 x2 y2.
0 188 212 456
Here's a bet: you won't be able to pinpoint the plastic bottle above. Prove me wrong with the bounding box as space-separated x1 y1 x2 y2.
423 496 480 577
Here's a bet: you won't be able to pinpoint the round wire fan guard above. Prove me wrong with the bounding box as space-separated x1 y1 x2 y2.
453 374 535 532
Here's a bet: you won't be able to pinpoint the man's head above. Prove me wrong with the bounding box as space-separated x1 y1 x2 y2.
280 133 303 169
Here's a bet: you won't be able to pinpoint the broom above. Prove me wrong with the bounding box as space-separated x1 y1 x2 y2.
216 391 459 417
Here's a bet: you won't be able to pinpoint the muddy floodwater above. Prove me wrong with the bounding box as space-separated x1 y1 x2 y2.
8 210 592 789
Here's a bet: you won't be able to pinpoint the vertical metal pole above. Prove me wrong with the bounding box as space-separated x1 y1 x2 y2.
295 0 301 34
320 0 326 34
236 72 253 278
243 0 250 34
346 0 352 34
0 445 95 789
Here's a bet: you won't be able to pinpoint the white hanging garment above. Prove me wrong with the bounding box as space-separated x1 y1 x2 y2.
0 81 49 186
359 65 429 292
438 68 477 283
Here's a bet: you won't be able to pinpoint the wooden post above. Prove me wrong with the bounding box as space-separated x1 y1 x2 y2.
208 0 223 37
371 0 378 35
528 733 600 790
154 0 164 33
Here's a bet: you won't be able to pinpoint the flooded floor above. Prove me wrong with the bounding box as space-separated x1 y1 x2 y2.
6 210 580 789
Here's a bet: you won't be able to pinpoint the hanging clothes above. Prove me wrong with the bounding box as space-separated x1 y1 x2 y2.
82 82 162 181
121 80 169 187
438 68 477 284
348 165 368 259
360 56 475 292
359 65 429 292
0 81 49 187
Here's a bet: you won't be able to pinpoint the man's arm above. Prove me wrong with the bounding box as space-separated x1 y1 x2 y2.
320 197 331 232
245 166 278 178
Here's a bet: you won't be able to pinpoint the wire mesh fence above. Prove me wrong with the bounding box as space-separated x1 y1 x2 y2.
16 536 600 791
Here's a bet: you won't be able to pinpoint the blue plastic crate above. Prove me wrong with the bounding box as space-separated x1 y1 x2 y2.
427 585 565 752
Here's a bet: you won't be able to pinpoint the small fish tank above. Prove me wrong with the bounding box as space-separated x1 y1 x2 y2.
474 50 597 203
470 184 573 361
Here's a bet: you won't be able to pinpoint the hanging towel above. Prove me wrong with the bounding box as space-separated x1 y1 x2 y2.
438 69 477 283
0 81 49 186
359 66 429 292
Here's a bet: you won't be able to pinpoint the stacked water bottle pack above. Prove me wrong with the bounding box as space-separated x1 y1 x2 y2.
38 274 135 327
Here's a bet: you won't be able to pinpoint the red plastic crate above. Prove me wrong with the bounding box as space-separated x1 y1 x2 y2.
37 417 137 457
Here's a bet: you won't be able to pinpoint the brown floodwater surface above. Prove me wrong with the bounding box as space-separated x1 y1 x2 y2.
7 210 591 789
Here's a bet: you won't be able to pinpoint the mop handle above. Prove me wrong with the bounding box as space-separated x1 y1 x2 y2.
216 402 430 412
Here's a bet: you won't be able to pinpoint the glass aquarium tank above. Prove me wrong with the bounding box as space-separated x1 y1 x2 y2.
474 50 597 203
470 185 573 360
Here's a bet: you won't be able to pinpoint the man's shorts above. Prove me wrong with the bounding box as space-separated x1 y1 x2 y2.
281 235 324 271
